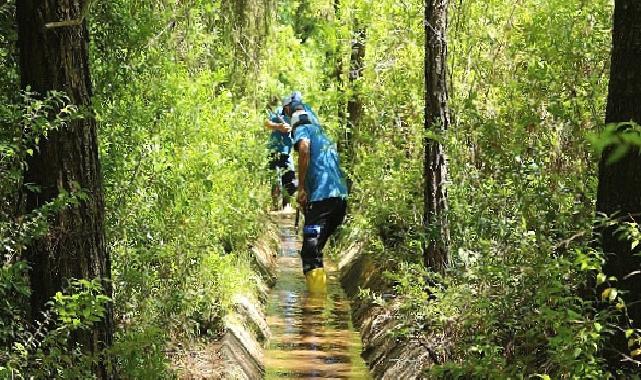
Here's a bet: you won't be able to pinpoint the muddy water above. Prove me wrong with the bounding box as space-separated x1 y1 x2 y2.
265 213 370 379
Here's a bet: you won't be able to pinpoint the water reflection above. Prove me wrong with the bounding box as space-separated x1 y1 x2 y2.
265 214 370 379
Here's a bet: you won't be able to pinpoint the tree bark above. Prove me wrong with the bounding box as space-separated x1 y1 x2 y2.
346 26 365 146
423 0 450 272
595 0 641 368
333 0 346 131
341 23 365 172
16 0 113 377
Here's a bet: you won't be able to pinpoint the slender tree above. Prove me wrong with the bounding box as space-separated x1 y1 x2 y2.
424 0 450 272
346 24 366 151
595 0 641 368
16 0 113 377
339 22 365 186
333 0 346 131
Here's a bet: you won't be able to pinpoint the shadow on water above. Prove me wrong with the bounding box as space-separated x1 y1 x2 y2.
266 213 370 379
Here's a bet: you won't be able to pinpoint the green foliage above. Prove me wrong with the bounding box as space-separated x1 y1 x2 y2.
1 91 78 214
52 279 110 329
0 0 629 377
589 122 641 164
0 86 101 377
0 2 18 100
1 279 110 379
0 261 29 347
89 0 281 376
423 244 606 378
333 0 617 377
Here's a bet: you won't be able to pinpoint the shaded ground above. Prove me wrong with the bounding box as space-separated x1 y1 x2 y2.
170 340 226 379
266 213 370 379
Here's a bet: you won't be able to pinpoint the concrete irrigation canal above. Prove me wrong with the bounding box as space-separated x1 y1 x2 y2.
265 213 370 379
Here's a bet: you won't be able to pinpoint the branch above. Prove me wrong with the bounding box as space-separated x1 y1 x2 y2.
623 270 641 281
44 0 91 29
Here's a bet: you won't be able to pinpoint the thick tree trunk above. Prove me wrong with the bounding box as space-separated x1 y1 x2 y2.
423 0 450 272
595 0 641 368
16 1 113 377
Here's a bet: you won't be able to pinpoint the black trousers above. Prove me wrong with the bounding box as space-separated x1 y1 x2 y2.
269 153 297 197
300 197 347 274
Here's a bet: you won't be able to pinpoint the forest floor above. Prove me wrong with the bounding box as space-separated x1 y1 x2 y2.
265 212 370 379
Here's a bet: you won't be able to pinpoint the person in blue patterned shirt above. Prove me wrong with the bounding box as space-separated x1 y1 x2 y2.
264 92 321 210
289 102 348 293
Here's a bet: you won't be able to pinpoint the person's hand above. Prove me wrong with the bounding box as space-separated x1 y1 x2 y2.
297 189 307 209
278 123 291 133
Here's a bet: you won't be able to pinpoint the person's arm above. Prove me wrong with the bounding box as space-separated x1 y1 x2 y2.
264 119 291 133
297 139 310 208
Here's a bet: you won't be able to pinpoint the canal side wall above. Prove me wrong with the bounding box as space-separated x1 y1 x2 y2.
171 222 279 379
338 242 437 379
218 224 279 379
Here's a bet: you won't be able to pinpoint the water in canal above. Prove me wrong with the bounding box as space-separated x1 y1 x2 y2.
265 213 370 379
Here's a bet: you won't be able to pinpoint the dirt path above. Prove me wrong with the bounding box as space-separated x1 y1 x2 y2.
265 213 370 379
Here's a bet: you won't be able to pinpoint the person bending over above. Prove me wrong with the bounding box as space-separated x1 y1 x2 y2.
264 91 321 210
291 104 348 293
264 96 297 210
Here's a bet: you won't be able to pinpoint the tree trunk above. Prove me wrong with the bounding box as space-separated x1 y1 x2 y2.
16 1 113 377
333 0 346 132
346 26 365 148
595 0 641 368
423 0 450 272
341 23 365 174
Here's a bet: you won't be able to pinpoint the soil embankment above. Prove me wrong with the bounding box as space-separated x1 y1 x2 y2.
171 222 279 379
339 243 437 379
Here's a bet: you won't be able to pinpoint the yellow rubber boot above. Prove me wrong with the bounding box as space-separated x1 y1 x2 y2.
305 268 327 294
